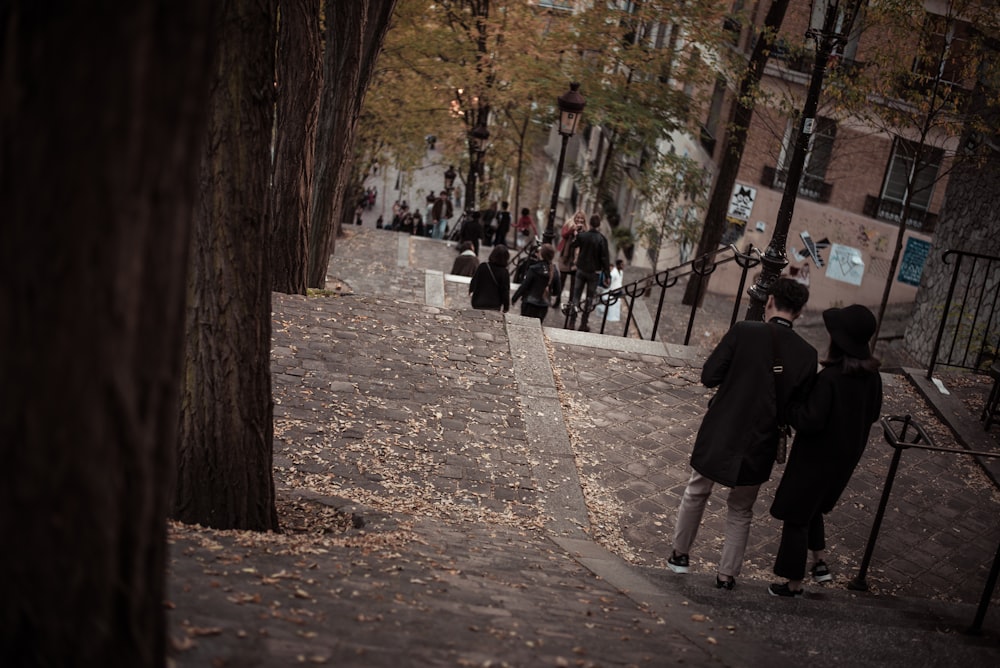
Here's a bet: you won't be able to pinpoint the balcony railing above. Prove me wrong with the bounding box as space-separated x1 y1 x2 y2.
762 165 833 202
863 195 938 233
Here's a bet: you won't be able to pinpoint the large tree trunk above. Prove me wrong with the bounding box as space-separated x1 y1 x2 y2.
175 0 280 531
904 142 1000 366
683 0 789 306
307 0 399 288
0 3 216 665
271 0 323 295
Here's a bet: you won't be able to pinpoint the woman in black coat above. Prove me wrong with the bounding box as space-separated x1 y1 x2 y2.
469 244 510 312
511 243 561 322
768 305 883 598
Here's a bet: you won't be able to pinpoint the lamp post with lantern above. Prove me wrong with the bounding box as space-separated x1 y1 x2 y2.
466 122 490 213
745 0 862 321
543 82 587 246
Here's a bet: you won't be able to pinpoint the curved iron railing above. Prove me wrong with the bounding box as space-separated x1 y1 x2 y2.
558 244 761 344
849 415 999 635
927 249 1000 378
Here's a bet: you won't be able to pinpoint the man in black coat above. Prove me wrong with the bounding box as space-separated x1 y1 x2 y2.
458 210 484 256
569 214 610 332
666 278 817 590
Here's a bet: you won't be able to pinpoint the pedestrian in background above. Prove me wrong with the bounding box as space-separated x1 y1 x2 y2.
599 259 624 323
768 305 882 598
511 243 560 323
459 210 484 256
569 214 610 332
514 208 537 250
557 211 586 275
469 245 511 312
431 190 453 240
481 201 498 247
666 278 817 590
450 241 479 278
494 201 512 247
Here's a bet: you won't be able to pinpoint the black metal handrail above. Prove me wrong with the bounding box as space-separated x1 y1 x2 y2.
927 249 1000 378
558 244 761 344
849 415 999 635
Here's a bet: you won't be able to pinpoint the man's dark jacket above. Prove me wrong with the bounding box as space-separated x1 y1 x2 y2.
691 320 817 487
570 228 610 275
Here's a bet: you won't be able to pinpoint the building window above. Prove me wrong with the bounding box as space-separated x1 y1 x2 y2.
777 115 837 191
913 13 975 87
700 78 726 154
881 138 941 213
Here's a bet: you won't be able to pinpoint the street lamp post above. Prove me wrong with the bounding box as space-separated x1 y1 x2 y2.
745 0 861 320
466 123 490 213
544 82 587 246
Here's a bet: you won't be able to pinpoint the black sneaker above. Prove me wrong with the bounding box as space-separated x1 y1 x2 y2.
810 561 833 583
716 576 735 590
768 582 803 598
667 552 689 574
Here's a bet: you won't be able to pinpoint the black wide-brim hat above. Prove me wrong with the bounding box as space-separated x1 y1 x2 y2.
823 304 876 359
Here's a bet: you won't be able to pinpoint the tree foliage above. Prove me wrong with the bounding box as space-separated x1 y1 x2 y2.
633 150 711 271
359 0 569 212
828 0 1000 344
563 1 728 216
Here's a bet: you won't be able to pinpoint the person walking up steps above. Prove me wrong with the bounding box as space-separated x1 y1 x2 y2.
666 278 817 590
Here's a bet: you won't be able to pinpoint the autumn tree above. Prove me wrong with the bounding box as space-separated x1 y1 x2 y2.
307 0 399 288
271 0 323 295
359 1 564 215
564 1 726 223
633 151 712 271
1 2 217 664
683 0 790 306
175 0 281 531
904 33 1000 364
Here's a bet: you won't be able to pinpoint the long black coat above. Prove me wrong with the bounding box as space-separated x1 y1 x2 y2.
469 262 510 312
770 365 883 523
691 320 817 487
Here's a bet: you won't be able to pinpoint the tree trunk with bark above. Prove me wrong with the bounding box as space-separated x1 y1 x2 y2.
271 0 323 295
175 0 280 531
308 0 399 288
904 142 1000 365
0 2 216 665
683 0 789 306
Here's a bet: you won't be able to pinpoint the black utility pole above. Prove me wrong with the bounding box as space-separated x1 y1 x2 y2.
745 0 861 320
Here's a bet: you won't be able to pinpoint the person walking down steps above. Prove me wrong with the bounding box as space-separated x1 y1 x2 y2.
767 305 882 598
666 278 817 590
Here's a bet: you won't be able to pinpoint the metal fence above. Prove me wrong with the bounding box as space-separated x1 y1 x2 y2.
557 244 762 344
927 249 1000 378
849 415 999 635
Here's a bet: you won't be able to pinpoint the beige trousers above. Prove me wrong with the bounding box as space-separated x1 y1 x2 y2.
671 469 761 578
